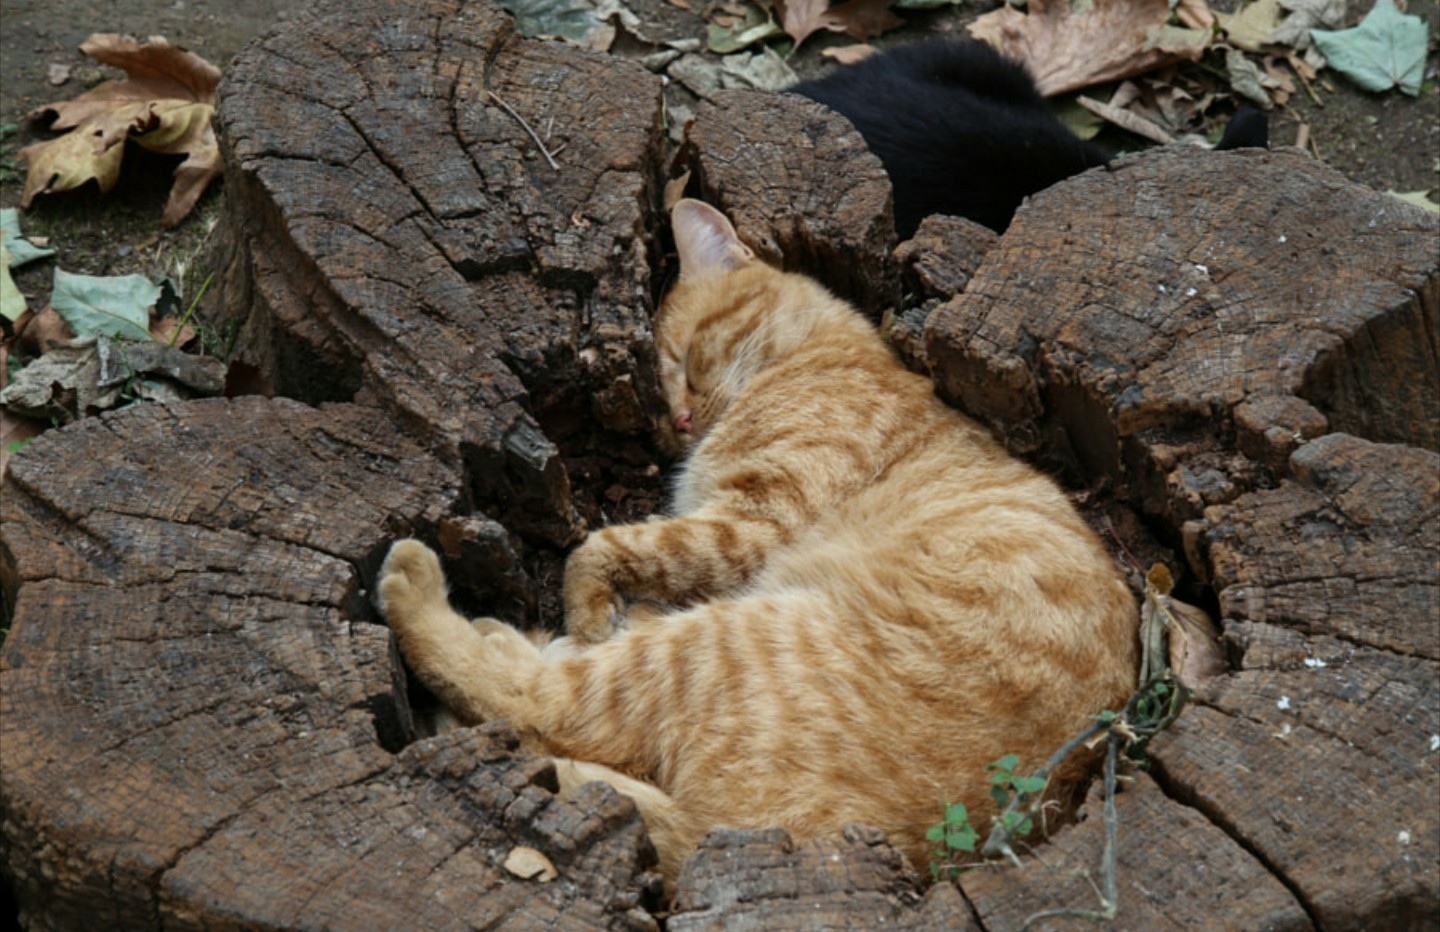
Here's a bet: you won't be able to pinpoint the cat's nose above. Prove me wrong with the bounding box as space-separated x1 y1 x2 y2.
674 409 693 434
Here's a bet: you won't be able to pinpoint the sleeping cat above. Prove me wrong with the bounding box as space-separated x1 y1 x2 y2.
378 199 1140 884
792 40 1268 238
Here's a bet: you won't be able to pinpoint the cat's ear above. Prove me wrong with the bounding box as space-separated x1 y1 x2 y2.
672 199 754 278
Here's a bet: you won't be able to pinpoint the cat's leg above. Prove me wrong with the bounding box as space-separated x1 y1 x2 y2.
377 539 544 727
553 759 699 884
563 502 791 642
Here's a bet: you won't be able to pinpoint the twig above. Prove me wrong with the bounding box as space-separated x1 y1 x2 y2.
1021 738 1120 930
171 271 215 347
488 91 559 170
980 718 1108 862
1076 96 1176 146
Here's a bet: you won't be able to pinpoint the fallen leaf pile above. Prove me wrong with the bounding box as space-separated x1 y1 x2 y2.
1 208 229 476
494 0 1433 150
19 34 223 227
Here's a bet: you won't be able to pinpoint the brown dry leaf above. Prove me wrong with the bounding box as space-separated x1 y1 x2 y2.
149 315 195 348
19 34 222 227
16 306 76 355
774 0 832 47
1142 563 1225 687
774 0 904 49
1167 595 1226 686
1 408 46 478
664 169 692 211
825 0 905 42
969 0 1214 97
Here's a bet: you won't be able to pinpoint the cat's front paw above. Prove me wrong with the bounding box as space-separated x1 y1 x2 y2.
562 538 625 644
378 539 449 630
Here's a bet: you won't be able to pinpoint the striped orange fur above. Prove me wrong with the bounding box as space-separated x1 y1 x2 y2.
378 199 1139 886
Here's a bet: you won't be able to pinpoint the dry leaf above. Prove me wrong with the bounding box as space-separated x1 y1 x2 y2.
502 845 558 882
820 43 880 65
1167 594 1226 686
969 0 1214 96
664 169 692 211
775 0 835 47
16 305 76 355
825 0 906 42
1 408 46 478
20 34 222 227
1219 0 1285 52
774 0 904 49
1141 563 1225 687
149 315 196 348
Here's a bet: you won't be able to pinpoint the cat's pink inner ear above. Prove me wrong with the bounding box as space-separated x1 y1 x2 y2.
672 199 754 278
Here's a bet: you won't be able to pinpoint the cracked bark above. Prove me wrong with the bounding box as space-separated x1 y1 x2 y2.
2 0 1437 929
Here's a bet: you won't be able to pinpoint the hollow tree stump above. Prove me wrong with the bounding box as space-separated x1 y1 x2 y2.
2 1 1437 929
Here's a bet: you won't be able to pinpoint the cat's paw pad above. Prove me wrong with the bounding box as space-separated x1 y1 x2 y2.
378 539 447 620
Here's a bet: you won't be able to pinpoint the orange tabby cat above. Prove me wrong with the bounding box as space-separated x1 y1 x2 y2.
378 199 1139 884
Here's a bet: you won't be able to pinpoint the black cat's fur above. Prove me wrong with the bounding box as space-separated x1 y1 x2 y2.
792 40 1268 239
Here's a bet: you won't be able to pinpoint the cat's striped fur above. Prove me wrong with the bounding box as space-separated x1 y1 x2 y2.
378 199 1139 884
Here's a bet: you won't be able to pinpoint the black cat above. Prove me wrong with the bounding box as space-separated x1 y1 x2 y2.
792 40 1268 239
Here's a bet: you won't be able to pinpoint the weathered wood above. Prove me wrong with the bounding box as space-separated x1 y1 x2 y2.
0 398 662 930
1192 432 1439 659
3 0 1438 927
923 147 1440 528
677 89 899 316
961 772 1313 931
888 213 999 371
209 0 670 549
1145 433 1440 930
670 825 978 930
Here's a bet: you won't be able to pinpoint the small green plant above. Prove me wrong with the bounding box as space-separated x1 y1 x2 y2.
926 800 979 880
927 754 1050 880
987 754 1048 837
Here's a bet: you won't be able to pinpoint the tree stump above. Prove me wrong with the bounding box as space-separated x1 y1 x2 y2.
3 1 1437 929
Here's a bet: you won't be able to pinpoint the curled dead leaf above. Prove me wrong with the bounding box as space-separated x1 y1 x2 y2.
1167 594 1226 686
774 0 904 50
1142 563 1225 688
20 34 222 227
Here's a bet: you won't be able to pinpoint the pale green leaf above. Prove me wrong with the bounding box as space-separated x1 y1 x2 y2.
1387 189 1440 212
1050 95 1106 140
1220 0 1285 52
707 5 784 54
1310 0 1427 96
1 207 57 268
51 268 158 341
1 244 27 322
496 0 599 42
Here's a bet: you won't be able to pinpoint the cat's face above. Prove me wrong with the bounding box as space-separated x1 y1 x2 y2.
654 200 763 452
